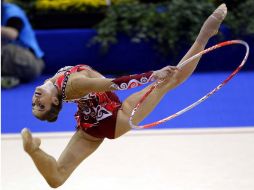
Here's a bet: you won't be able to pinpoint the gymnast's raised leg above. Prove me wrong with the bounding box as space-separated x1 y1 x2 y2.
114 4 227 138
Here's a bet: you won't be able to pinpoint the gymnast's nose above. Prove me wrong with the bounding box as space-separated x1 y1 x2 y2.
34 97 40 104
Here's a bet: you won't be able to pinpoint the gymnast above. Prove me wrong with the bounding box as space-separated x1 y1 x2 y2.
22 4 227 188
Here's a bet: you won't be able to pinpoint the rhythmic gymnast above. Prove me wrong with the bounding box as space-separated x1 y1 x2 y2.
22 4 227 188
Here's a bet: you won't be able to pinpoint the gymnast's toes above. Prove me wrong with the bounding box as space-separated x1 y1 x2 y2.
213 4 227 22
21 128 40 154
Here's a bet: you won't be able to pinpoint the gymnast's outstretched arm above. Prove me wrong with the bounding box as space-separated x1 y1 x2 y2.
64 65 178 100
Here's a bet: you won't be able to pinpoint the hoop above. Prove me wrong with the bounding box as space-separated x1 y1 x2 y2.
129 40 250 129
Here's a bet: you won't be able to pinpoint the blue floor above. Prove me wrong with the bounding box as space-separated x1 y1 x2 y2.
2 72 254 134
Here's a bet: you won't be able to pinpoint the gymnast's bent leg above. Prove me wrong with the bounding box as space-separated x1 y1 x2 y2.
21 128 103 188
114 4 227 138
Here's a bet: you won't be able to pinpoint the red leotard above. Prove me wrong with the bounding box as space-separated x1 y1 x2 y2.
55 65 122 139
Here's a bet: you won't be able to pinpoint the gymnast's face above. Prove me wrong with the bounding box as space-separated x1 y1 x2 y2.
32 85 59 119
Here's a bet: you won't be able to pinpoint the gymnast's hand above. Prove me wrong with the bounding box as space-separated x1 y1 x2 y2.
21 128 41 155
152 66 179 81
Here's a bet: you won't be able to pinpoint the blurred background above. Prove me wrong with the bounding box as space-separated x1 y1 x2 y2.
1 1 254 190
2 0 254 133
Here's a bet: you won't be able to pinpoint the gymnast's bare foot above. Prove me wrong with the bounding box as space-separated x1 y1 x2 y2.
197 3 227 44
21 128 41 155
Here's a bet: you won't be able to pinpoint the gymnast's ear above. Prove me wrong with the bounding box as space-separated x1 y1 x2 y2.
52 96 60 106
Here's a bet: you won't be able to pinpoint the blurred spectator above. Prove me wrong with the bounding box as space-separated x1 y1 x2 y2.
1 1 45 88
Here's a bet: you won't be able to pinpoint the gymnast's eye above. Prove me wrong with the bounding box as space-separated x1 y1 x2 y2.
32 103 35 107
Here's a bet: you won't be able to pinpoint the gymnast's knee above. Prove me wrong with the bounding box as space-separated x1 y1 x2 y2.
47 168 69 188
158 76 180 91
47 176 66 188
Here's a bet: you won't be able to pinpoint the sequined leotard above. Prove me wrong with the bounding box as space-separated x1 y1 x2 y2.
55 65 122 139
